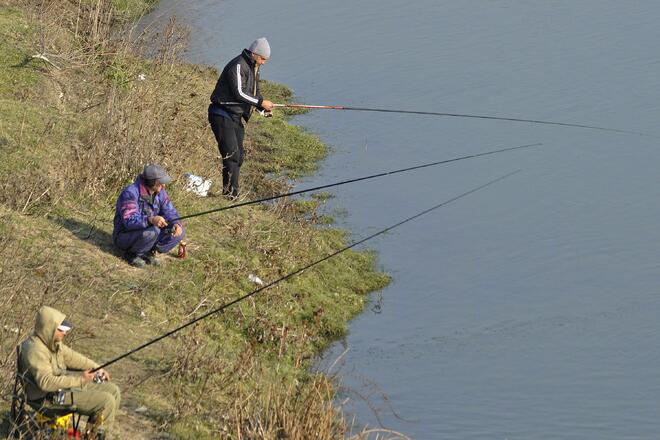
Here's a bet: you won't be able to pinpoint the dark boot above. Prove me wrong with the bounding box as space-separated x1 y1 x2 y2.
128 255 146 268
142 250 161 266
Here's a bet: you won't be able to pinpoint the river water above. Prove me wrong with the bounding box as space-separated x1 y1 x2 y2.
147 1 660 438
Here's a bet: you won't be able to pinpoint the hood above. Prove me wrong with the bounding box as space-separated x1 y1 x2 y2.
34 306 66 352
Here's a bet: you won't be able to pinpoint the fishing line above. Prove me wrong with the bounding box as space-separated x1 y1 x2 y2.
94 170 521 371
219 101 653 137
171 142 540 222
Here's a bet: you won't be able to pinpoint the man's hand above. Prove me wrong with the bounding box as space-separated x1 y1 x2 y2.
261 100 274 111
172 224 183 237
82 369 95 384
148 215 168 228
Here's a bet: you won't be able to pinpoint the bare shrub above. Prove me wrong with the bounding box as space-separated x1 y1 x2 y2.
230 375 344 439
153 16 189 71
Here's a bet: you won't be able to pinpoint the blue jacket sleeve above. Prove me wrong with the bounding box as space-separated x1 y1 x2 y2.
117 188 149 230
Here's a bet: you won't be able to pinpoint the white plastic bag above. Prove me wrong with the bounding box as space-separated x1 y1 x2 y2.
248 274 265 286
183 173 212 197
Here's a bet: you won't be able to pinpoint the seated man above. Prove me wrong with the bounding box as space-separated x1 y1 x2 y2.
19 306 120 439
112 163 185 267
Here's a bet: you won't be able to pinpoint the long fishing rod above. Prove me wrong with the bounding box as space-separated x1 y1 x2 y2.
94 170 521 371
219 101 651 137
275 104 652 136
171 142 540 223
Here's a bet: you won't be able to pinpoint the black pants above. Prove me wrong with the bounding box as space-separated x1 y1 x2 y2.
208 111 245 197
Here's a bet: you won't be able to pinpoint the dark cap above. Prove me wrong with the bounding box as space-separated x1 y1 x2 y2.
57 318 73 332
142 163 172 184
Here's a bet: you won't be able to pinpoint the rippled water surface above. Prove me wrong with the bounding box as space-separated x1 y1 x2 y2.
148 1 660 438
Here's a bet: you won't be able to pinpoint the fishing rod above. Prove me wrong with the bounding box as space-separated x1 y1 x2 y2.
219 101 651 137
93 170 521 371
171 142 540 223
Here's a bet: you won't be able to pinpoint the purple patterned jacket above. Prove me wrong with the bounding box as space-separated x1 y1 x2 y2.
112 176 181 239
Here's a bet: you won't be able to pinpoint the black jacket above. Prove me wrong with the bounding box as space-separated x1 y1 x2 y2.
210 49 263 123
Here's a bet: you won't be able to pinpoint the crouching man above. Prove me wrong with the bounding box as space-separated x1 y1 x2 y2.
112 163 185 267
19 306 120 439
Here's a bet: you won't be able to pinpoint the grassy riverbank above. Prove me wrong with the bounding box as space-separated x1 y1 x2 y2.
0 1 390 438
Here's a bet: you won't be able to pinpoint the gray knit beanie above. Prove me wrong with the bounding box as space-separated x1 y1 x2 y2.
248 37 271 59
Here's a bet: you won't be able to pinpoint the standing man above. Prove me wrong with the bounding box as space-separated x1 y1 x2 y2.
112 163 185 267
208 37 274 199
19 306 120 440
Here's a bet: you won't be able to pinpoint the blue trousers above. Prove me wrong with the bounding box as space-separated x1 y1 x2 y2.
113 226 185 257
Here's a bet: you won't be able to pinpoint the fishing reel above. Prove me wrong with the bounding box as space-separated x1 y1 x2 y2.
257 108 273 118
162 224 182 237
93 371 108 384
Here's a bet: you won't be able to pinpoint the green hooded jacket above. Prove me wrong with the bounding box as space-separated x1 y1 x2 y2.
19 306 99 402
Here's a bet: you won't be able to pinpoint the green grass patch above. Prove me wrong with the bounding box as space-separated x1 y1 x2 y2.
0 8 40 96
112 0 159 19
